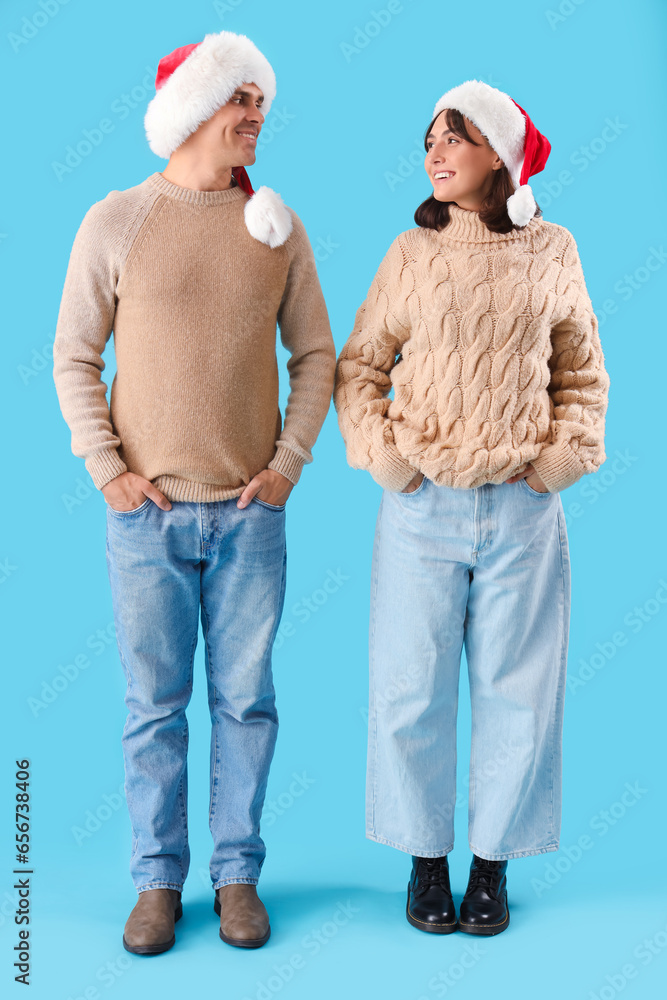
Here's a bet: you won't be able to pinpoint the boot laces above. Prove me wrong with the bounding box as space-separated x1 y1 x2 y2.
416 858 450 895
468 857 503 895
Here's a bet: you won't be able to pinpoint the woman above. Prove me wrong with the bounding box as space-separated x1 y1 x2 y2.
333 80 609 936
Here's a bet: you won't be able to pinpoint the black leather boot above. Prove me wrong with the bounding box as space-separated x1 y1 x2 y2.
458 854 509 935
406 855 457 934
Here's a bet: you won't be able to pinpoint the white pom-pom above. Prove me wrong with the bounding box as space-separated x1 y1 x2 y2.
244 186 293 248
506 183 536 227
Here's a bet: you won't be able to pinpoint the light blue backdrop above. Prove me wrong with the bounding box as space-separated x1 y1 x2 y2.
2 0 666 997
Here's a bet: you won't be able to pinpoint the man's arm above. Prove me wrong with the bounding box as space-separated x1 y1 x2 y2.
52 200 128 490
333 234 417 492
266 211 337 485
531 232 611 493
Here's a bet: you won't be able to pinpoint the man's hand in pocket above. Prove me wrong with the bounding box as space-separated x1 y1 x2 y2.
102 471 172 512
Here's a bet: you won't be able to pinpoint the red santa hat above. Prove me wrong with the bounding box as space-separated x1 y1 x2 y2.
432 80 551 227
144 31 292 248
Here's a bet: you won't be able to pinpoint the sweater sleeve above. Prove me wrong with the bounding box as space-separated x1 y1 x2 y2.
333 234 417 492
267 210 337 485
531 231 610 493
52 199 129 490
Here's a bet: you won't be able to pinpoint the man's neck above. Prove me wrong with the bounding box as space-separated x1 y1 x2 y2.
160 157 236 192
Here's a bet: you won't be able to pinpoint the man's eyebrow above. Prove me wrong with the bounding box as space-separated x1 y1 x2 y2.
426 129 454 140
233 88 264 102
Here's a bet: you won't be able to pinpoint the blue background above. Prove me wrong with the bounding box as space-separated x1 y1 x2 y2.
2 0 666 997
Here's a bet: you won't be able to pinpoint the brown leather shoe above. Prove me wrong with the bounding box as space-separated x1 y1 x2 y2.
123 888 182 955
214 884 270 948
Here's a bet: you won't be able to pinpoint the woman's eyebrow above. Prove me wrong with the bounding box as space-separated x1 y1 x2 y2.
426 129 454 140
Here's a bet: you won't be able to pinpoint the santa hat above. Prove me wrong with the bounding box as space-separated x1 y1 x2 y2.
432 80 551 227
144 31 292 248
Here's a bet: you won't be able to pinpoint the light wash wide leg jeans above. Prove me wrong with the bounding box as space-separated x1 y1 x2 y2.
367 476 571 860
105 495 287 893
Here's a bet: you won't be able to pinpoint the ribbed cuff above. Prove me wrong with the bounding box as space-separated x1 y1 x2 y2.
268 444 307 485
372 445 419 492
85 449 128 490
531 438 584 493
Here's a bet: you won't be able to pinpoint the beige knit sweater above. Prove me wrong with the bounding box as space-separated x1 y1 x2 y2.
333 204 610 494
53 172 336 502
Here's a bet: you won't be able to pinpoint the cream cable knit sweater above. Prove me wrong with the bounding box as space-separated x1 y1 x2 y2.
333 204 610 494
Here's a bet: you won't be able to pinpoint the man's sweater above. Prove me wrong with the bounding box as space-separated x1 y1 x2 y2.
333 204 610 494
53 171 336 502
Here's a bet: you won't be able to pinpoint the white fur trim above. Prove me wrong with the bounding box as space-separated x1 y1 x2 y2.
244 186 293 248
506 184 536 227
433 80 526 190
145 32 276 158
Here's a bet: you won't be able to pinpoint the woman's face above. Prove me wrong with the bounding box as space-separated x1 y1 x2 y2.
425 110 503 211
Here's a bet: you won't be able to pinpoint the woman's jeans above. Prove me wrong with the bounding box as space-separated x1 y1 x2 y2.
105 495 287 893
367 475 571 861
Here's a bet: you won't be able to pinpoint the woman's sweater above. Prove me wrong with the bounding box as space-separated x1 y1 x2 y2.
333 204 610 494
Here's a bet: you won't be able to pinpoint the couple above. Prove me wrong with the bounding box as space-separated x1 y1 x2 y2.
53 30 609 954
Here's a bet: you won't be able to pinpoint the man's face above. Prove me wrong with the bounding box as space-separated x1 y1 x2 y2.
196 82 265 166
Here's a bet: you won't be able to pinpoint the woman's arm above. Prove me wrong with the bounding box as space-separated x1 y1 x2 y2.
531 232 611 493
333 235 417 491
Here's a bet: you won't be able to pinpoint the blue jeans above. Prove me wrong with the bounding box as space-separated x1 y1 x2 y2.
367 476 570 860
105 495 287 893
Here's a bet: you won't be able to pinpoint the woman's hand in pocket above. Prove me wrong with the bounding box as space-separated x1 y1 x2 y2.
401 472 425 494
506 463 548 493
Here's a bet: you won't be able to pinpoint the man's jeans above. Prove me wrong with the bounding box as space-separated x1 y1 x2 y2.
367 476 571 861
105 495 287 893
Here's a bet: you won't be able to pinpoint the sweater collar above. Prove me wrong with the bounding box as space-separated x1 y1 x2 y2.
146 171 247 206
439 202 538 244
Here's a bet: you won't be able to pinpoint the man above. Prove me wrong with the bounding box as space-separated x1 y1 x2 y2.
53 30 335 955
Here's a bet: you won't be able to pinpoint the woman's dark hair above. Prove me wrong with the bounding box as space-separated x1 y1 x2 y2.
414 108 543 234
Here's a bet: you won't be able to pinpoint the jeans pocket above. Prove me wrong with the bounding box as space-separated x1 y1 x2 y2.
398 474 427 498
252 496 287 511
520 477 551 498
106 497 152 517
